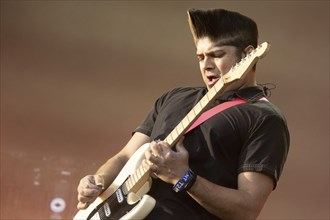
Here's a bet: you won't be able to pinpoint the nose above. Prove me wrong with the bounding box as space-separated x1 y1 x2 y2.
201 56 214 71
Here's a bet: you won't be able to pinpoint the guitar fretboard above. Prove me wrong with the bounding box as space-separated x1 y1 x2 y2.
122 165 150 194
163 77 226 147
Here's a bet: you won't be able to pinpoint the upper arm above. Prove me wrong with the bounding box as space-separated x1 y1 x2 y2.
238 172 274 217
238 113 290 188
118 132 151 160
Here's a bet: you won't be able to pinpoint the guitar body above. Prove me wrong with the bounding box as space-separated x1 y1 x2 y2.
74 143 156 220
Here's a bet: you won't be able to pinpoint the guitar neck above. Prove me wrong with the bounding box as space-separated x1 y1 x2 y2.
163 78 227 147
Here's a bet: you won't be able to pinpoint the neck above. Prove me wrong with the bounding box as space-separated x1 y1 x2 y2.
240 77 257 88
210 70 257 92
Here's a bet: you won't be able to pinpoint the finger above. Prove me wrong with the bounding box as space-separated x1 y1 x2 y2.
143 158 159 174
146 148 162 164
148 153 161 164
158 141 168 153
77 201 87 210
80 175 100 190
142 159 150 170
78 188 101 200
145 149 152 160
150 141 163 156
150 164 159 174
156 141 171 156
77 201 91 210
77 194 93 204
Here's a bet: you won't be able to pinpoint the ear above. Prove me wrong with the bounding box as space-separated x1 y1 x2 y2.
244 45 255 54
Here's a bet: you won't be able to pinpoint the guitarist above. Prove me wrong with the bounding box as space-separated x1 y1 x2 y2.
77 8 289 219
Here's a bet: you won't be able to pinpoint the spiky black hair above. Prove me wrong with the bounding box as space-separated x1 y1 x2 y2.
188 8 258 49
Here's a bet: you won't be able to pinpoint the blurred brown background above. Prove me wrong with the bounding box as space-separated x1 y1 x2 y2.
1 1 329 219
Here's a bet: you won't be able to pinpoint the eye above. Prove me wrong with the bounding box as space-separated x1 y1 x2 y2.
212 51 225 58
197 55 204 61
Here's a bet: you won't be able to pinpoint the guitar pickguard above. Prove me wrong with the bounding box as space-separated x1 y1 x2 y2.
89 186 132 220
74 143 155 220
86 177 155 220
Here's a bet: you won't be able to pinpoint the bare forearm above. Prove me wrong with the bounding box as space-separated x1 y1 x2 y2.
95 154 128 188
95 133 151 188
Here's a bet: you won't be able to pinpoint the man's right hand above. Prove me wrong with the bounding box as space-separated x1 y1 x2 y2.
77 174 105 210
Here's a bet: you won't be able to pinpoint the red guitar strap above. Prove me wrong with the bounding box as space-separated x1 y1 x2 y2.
185 97 268 134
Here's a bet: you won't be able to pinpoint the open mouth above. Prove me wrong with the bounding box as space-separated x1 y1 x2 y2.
207 75 220 86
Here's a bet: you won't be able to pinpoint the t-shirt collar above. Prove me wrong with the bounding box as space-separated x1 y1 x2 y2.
217 86 266 103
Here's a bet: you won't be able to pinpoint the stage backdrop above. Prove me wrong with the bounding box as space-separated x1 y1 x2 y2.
1 1 329 219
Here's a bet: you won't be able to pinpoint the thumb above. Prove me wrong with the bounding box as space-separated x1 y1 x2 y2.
176 136 187 153
94 174 105 189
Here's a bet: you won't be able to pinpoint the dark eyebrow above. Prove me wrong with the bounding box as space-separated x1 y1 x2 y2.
196 48 225 57
196 38 233 56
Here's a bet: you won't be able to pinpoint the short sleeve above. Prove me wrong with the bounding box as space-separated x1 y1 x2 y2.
133 88 181 137
238 113 290 189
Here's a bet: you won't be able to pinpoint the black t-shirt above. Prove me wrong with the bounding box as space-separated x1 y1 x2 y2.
134 86 290 219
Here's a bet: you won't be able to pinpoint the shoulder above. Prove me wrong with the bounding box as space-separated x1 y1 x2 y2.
226 96 289 137
157 87 206 103
164 87 206 96
252 100 287 122
236 100 288 130
239 100 290 144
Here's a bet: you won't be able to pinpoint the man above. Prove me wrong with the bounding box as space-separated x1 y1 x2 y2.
77 8 289 219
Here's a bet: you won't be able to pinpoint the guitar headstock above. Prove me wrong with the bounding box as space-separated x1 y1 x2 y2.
222 42 271 83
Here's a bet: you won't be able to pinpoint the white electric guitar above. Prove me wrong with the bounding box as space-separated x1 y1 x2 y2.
73 42 271 220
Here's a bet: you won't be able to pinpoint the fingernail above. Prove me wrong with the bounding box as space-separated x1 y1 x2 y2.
96 183 104 189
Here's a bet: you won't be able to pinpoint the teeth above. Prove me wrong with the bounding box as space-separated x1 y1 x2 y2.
208 76 219 84
209 76 218 80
